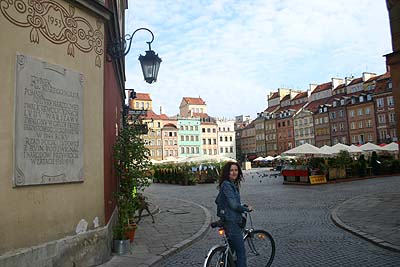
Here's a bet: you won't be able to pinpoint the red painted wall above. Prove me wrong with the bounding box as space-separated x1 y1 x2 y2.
103 40 123 223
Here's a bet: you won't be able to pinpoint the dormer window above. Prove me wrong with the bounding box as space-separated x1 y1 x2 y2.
359 96 364 102
351 98 356 104
323 107 327 112
341 99 345 105
367 95 372 101
319 108 323 113
333 101 337 107
388 82 392 89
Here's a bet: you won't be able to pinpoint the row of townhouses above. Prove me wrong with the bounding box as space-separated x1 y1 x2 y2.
128 94 236 160
235 70 395 161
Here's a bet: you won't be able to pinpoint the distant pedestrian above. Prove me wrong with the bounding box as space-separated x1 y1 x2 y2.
215 161 253 267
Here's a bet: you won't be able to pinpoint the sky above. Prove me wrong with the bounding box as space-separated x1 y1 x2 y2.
124 0 392 119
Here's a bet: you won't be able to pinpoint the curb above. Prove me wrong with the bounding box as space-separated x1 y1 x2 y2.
331 196 400 253
146 195 212 266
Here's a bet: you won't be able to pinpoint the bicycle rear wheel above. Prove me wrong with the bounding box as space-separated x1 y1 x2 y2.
245 230 275 267
204 246 228 267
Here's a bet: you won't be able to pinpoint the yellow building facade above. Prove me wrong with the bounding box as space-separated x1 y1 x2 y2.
0 0 111 264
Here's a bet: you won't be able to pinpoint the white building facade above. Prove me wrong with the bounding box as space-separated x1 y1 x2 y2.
216 118 236 159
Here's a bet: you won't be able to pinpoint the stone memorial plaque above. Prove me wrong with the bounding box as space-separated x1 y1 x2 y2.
14 54 84 186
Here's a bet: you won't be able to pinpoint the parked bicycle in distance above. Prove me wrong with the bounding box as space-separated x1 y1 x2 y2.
204 211 275 267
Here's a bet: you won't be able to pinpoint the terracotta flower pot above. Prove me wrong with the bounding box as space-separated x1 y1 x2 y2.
125 223 137 243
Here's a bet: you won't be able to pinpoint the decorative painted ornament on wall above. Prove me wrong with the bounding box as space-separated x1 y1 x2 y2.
1 0 104 67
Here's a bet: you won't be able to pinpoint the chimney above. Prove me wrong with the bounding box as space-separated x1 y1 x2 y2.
345 76 354 85
362 72 377 82
160 106 163 114
331 78 343 89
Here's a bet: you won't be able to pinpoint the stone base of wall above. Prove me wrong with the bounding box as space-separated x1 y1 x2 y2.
0 210 117 267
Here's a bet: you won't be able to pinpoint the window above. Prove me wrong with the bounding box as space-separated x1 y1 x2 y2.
230 147 233 153
230 136 233 141
367 120 372 128
352 135 357 143
165 140 168 145
378 114 386 124
333 101 337 107
181 147 185 154
181 136 184 141
339 110 344 117
203 139 206 145
387 96 394 106
340 123 344 130
208 139 211 145
367 95 372 101
351 98 356 104
324 117 328 123
304 118 308 124
330 112 336 119
214 149 217 155
358 121 363 129
377 98 384 108
365 107 371 115
203 149 207 154
225 147 229 153
357 108 363 116
341 99 345 105
351 122 355 129
190 126 193 131
389 113 396 123
191 147 195 153
213 128 216 133
185 136 189 141
287 121 290 126
350 110 355 117
209 149 212 155
359 96 364 102
213 139 217 145
225 136 228 142
207 128 211 133
196 147 199 153
220 136 223 141
202 128 206 133
220 147 223 153
190 136 194 141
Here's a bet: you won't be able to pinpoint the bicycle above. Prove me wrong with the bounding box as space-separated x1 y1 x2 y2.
204 212 275 267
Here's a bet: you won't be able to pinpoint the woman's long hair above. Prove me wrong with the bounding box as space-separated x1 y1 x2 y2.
218 161 244 188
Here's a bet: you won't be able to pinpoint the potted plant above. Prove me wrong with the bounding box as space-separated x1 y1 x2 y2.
112 125 152 253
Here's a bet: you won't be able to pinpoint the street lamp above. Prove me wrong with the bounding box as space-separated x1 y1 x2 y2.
107 27 162 84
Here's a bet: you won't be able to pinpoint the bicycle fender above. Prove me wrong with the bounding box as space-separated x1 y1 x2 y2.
203 245 226 267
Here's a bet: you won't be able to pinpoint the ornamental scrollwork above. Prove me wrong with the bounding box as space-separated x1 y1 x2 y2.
0 0 104 67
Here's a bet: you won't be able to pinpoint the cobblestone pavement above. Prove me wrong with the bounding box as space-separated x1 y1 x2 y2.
98 195 210 267
149 169 400 267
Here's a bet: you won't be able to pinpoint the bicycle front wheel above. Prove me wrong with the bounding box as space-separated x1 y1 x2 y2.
245 230 275 267
204 246 233 267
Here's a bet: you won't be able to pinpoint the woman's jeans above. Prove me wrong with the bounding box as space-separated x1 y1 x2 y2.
225 220 246 267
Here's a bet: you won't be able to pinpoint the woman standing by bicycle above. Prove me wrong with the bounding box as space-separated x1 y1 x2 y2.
215 162 253 267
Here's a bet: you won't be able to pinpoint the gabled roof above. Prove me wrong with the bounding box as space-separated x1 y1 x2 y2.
333 83 345 91
347 77 363 86
281 94 290 101
140 110 169 120
292 91 308 101
312 82 332 94
269 92 279 99
182 97 206 105
135 92 152 101
374 78 391 94
304 98 330 113
264 105 279 113
192 112 211 118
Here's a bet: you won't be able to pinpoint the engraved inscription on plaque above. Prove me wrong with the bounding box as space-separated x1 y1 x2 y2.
14 54 84 186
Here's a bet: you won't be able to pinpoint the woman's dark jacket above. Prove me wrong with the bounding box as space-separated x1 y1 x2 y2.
216 179 249 224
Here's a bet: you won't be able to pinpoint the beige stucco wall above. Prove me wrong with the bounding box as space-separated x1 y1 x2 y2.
0 0 104 254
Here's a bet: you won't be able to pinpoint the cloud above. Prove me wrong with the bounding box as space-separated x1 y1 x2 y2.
124 0 391 118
